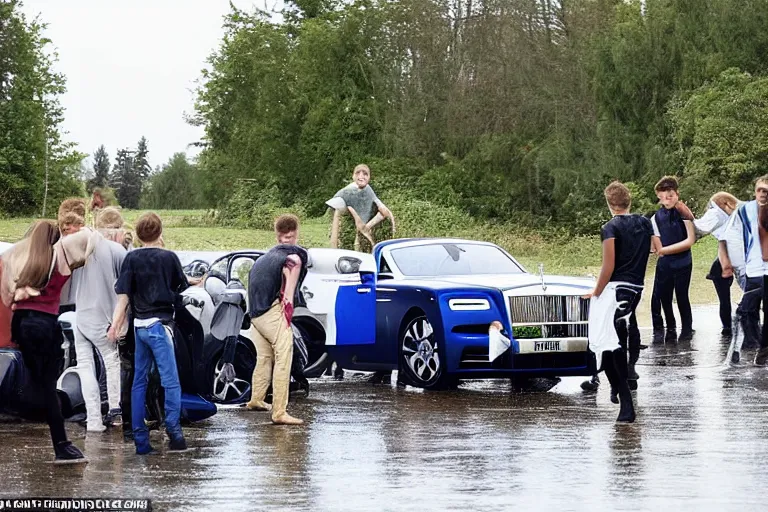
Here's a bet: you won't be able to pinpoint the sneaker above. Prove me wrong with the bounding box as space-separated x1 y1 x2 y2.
721 326 733 337
168 436 188 451
54 441 88 464
103 408 122 427
580 375 600 392
272 414 304 425
754 347 768 366
664 329 678 344
679 329 695 342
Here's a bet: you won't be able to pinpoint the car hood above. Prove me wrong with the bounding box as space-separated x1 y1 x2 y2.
407 273 595 295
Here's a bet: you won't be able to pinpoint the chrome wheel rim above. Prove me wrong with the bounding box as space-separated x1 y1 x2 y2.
212 360 250 402
402 317 440 383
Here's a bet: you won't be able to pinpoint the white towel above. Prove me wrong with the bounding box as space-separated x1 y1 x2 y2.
588 282 642 371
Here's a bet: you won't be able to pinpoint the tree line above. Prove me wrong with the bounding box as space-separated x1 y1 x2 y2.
0 1 204 215
6 0 768 231
190 0 768 232
85 140 206 210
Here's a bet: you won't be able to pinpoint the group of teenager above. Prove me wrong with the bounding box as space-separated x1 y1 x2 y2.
4 164 768 461
0 196 309 464
585 174 768 423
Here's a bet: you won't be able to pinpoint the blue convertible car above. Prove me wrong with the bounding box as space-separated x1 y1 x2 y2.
325 238 598 389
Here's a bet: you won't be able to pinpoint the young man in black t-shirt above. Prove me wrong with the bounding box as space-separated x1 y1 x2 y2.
108 212 189 453
244 214 308 425
585 181 653 423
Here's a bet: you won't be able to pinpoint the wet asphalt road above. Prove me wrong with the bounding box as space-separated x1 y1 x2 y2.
2 305 768 512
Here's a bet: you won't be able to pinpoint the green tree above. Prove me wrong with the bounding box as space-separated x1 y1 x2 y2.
141 153 207 209
0 0 82 215
87 144 110 193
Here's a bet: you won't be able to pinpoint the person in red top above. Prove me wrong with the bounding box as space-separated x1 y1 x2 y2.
1 222 98 464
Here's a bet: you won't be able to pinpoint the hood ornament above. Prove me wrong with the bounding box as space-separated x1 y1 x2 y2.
539 263 547 292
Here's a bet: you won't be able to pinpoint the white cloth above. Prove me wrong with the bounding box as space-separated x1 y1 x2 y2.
738 201 767 278
723 211 747 289
74 327 120 430
488 323 511 361
694 202 731 240
134 317 161 328
588 282 642 371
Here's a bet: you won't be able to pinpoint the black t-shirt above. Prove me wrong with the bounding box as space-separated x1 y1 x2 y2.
248 245 308 318
114 248 189 321
601 214 653 286
652 206 693 271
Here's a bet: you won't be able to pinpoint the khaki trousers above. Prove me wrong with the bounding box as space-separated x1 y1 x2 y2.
249 299 293 420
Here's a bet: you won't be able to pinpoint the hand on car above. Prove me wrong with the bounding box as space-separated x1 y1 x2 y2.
582 289 599 299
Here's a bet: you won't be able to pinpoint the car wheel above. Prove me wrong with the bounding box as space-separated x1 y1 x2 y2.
207 339 255 404
398 314 454 390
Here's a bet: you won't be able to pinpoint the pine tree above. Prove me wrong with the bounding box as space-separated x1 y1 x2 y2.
110 148 138 208
87 145 110 192
134 136 151 184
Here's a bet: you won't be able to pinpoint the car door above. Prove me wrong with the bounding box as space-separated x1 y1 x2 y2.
330 270 376 346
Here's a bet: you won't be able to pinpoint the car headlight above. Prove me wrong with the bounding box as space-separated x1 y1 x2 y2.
448 298 491 311
337 256 362 274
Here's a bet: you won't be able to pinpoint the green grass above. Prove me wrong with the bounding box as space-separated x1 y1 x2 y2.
0 210 730 326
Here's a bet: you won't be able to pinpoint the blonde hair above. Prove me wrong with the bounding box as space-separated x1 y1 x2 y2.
96 207 124 230
604 181 631 210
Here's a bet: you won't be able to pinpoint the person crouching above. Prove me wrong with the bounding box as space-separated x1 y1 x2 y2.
244 214 308 425
108 213 189 453
586 182 653 423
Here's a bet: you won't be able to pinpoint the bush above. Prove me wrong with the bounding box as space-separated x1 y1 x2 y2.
218 181 306 230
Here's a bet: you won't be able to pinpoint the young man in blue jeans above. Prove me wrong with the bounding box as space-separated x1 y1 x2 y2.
108 212 189 454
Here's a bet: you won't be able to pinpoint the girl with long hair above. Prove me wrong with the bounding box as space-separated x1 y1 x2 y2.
1 221 99 464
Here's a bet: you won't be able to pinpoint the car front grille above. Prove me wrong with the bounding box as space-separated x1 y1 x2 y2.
508 295 589 340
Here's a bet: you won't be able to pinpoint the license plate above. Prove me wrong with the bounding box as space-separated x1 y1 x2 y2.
534 341 561 352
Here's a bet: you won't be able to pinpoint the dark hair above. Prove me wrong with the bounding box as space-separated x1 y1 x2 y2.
654 176 679 193
274 214 299 234
604 181 631 210
16 221 60 289
135 212 163 243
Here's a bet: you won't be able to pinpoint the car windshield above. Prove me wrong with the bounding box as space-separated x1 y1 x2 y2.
389 243 523 277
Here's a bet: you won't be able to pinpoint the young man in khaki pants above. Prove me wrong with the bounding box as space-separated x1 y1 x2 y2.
245 214 308 425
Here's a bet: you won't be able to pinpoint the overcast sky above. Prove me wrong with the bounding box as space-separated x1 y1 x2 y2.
19 0 279 171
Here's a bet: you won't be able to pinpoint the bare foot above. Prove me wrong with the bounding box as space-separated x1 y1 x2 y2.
271 414 304 425
245 401 272 412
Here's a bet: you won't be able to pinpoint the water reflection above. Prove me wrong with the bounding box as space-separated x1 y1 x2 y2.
1 306 768 511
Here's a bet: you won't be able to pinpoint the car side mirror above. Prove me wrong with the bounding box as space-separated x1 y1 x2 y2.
360 270 375 287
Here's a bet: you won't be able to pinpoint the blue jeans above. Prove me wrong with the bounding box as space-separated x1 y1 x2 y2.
132 321 182 451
